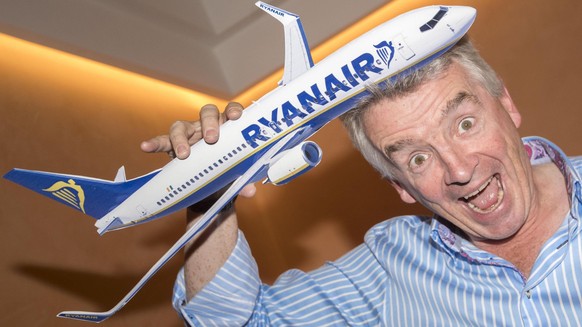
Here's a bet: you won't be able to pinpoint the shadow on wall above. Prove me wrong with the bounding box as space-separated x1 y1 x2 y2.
14 263 179 315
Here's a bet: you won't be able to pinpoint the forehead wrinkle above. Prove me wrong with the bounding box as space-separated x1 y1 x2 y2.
383 91 479 162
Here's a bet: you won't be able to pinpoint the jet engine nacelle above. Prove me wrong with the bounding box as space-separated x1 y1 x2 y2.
267 141 322 185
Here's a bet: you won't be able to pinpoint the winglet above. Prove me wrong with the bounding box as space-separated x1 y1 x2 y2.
256 1 313 85
57 311 111 323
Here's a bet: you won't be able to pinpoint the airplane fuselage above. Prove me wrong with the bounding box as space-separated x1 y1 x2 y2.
95 5 476 233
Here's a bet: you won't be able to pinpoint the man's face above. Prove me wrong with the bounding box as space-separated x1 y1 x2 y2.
363 63 535 244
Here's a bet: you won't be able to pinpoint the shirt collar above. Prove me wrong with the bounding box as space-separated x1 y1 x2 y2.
431 136 582 260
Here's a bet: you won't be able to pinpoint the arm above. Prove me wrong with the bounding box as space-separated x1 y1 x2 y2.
174 231 387 326
141 102 255 299
183 198 238 300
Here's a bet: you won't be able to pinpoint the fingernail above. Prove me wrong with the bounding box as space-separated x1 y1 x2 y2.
227 107 242 119
204 129 218 142
177 145 188 157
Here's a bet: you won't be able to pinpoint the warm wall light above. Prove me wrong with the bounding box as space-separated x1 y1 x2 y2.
0 32 228 116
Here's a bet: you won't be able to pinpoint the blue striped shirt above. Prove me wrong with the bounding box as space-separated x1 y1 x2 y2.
173 137 582 326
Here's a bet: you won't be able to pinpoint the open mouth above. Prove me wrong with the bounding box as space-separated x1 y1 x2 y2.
460 174 504 214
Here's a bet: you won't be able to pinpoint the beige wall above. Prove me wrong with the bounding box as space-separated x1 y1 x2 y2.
1 0 581 325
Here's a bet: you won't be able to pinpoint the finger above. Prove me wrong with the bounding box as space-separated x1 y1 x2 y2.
239 184 257 198
199 104 221 144
224 102 244 121
169 120 195 159
140 135 172 154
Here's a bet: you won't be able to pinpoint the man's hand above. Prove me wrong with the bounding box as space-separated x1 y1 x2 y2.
140 102 256 197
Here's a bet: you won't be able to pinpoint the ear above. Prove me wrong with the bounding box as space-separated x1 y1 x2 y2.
389 180 417 204
499 86 521 128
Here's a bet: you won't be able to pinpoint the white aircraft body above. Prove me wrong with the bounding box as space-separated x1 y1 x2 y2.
4 2 476 322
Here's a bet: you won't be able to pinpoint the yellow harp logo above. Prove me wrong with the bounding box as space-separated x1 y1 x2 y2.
43 179 86 214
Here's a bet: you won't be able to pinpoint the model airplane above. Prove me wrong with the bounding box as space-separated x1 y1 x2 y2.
4 2 476 323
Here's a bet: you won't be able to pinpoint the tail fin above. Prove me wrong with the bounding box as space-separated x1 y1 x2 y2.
256 1 313 85
3 167 160 219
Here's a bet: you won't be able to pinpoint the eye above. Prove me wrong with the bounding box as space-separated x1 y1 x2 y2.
458 117 475 134
409 153 429 169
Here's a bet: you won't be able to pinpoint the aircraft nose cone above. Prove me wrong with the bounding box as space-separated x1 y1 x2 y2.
447 6 477 34
455 6 477 26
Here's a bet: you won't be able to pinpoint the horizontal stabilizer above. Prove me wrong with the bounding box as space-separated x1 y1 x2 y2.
114 166 127 182
3 168 160 219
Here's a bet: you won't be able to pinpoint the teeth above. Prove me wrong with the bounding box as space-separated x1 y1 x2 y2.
463 176 494 200
464 176 504 214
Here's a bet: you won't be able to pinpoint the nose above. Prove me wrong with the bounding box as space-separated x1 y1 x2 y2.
440 147 478 185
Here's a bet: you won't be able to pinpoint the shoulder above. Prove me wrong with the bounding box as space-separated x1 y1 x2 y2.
362 215 445 275
364 215 433 251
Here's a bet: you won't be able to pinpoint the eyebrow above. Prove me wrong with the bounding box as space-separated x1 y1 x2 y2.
383 92 479 161
384 138 416 163
439 91 479 124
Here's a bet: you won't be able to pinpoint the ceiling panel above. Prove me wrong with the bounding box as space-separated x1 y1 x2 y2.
0 0 387 98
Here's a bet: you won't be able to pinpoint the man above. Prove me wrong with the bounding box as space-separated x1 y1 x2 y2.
141 36 581 325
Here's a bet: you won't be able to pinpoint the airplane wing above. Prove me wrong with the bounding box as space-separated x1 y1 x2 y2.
256 1 314 86
57 126 311 323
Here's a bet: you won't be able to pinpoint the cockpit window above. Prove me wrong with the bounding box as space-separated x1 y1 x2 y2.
420 7 448 32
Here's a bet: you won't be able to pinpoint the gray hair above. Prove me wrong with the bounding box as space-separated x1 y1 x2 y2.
340 36 504 179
